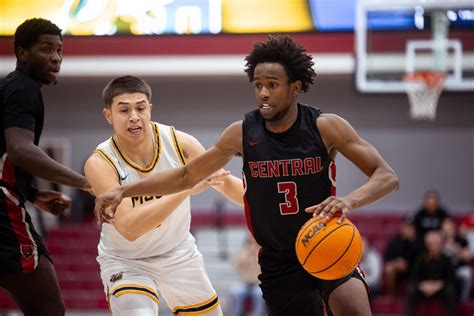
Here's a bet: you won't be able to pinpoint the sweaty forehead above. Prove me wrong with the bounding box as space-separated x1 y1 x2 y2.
254 62 288 80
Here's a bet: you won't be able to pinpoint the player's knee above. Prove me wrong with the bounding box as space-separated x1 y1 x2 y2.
328 278 371 316
110 293 158 316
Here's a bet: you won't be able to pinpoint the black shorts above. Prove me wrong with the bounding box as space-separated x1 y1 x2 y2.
260 266 368 316
0 188 50 274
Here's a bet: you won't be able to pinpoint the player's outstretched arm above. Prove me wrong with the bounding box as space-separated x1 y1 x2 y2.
85 151 228 235
306 114 399 222
94 121 242 223
175 125 244 207
6 127 90 191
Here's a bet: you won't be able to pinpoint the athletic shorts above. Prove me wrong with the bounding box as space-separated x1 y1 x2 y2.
260 265 368 316
98 234 220 314
0 187 49 274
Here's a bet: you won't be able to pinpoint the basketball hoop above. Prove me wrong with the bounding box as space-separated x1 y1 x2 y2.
403 71 445 121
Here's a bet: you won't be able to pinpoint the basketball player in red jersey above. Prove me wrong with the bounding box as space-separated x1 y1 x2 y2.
0 19 91 315
95 35 399 315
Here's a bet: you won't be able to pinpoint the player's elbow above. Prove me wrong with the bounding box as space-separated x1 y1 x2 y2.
114 220 141 241
118 228 140 242
7 142 27 165
386 169 400 192
182 168 201 190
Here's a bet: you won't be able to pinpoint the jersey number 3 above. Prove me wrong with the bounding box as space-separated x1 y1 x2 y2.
277 182 299 215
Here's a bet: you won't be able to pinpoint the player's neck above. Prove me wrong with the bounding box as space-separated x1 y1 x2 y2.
265 102 299 133
114 125 155 168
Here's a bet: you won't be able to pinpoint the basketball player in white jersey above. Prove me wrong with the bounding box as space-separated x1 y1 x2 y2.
84 76 244 316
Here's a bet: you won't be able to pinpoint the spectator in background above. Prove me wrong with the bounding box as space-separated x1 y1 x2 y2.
384 216 420 296
459 200 474 256
441 218 472 300
413 190 449 244
229 236 266 316
360 236 382 296
406 231 457 316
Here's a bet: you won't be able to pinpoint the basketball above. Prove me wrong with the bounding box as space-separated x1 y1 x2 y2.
295 216 362 280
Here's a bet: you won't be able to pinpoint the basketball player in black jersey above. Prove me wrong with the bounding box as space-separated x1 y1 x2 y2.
0 19 91 315
95 35 399 315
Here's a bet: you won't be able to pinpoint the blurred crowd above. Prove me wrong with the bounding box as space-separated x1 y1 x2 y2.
360 190 473 315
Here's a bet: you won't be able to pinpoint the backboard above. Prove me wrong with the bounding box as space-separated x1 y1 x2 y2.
355 0 474 93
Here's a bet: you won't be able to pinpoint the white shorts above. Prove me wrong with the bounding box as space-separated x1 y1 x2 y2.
98 234 220 314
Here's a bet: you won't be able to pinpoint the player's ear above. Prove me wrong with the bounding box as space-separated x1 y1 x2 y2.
291 80 302 96
149 103 153 111
16 47 29 63
102 107 113 125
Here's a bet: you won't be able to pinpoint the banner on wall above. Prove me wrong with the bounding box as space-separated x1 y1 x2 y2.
0 0 473 36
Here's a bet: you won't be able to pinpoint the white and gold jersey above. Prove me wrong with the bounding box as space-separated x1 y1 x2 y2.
95 122 189 259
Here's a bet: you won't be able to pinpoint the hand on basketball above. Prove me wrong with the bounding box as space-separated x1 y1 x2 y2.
305 196 352 224
33 190 71 216
189 170 230 196
94 187 123 225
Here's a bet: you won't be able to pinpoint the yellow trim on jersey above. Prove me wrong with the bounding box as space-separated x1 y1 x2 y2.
170 126 187 165
111 123 161 173
110 283 160 304
172 294 219 315
94 148 120 180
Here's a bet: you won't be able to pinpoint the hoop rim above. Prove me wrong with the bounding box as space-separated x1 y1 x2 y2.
403 71 446 87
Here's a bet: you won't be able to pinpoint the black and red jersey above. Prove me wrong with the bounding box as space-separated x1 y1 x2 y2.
0 69 44 202
0 69 47 273
242 103 335 277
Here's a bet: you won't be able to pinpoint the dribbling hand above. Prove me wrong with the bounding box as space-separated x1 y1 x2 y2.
305 196 352 224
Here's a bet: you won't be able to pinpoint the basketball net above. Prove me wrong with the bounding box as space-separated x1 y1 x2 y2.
403 71 445 121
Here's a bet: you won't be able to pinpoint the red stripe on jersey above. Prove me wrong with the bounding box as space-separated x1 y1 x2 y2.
4 196 35 272
329 161 336 196
243 195 254 237
1 157 17 188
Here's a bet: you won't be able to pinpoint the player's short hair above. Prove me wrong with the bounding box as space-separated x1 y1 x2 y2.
14 18 62 59
244 34 316 93
102 76 152 107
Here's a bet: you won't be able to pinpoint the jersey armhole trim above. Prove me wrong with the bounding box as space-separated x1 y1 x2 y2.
94 149 120 180
170 126 187 165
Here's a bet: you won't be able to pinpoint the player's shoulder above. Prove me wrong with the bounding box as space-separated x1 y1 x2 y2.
84 149 116 177
1 70 40 97
317 113 352 131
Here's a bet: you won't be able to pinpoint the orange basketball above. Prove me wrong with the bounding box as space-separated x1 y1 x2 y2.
295 216 362 280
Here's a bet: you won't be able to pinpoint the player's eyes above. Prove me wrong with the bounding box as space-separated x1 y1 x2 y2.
254 83 263 89
41 47 51 53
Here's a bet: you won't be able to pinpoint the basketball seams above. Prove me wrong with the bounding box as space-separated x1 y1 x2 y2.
295 217 322 257
302 223 351 266
308 226 355 275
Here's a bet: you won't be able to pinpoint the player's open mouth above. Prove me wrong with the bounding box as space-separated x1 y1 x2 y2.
128 127 142 135
260 103 273 110
48 70 59 79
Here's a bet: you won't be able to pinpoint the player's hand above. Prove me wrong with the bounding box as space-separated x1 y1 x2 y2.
305 196 352 224
188 171 230 196
33 190 71 216
94 187 123 225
